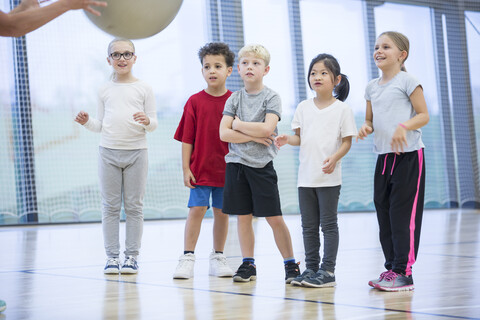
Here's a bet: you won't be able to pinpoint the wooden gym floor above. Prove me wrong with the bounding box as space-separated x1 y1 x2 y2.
0 209 479 319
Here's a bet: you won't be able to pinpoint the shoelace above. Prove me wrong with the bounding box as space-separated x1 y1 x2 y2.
285 262 299 272
106 258 119 266
123 257 136 267
238 262 254 272
382 270 398 281
378 270 392 280
177 256 194 268
213 255 228 266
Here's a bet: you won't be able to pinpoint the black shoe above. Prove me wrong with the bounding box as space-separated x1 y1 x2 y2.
233 262 257 282
285 261 301 284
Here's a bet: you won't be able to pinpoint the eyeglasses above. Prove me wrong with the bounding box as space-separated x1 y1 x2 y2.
110 52 135 60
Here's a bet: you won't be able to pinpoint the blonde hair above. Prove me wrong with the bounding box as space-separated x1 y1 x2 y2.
107 38 135 56
238 44 271 66
379 31 409 71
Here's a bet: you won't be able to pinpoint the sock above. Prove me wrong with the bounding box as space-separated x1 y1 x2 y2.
184 251 194 255
215 251 223 254
243 257 255 266
284 258 296 265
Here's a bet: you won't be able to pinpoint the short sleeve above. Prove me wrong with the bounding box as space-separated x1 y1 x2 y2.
364 79 375 101
340 105 358 138
403 72 422 96
265 91 282 121
291 102 303 130
174 98 196 144
223 93 237 117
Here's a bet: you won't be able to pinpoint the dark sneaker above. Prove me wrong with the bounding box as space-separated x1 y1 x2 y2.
290 268 316 286
285 261 301 284
104 257 120 274
369 270 394 287
375 271 414 292
301 269 336 288
233 262 257 282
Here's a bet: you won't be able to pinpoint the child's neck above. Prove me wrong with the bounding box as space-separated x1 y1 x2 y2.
113 73 137 83
313 93 336 110
205 86 228 97
379 66 401 84
244 82 264 95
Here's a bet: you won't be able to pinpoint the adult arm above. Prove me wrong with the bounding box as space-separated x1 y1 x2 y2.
0 0 107 37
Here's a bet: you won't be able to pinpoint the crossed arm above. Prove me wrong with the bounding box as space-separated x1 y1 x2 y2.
0 0 107 37
219 113 279 146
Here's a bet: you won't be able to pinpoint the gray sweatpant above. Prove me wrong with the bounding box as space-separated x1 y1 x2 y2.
99 147 148 258
298 186 341 273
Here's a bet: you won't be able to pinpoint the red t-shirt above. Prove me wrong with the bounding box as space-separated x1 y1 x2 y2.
174 90 232 187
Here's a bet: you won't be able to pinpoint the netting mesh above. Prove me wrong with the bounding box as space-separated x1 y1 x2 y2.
0 0 479 225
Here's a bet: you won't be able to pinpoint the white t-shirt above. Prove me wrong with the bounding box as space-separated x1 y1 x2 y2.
84 80 158 150
365 71 424 154
292 99 357 187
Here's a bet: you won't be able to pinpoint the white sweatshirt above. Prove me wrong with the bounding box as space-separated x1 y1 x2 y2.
84 80 158 150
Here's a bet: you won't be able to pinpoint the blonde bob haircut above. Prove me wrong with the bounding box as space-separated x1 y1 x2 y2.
238 44 271 66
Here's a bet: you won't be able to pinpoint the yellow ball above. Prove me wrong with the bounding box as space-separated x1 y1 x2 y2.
85 0 183 39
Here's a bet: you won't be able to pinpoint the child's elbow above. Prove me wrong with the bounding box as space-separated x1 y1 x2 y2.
219 129 228 142
424 113 430 125
262 127 275 138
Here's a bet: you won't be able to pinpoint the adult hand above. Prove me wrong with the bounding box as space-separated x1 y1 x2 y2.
61 0 107 16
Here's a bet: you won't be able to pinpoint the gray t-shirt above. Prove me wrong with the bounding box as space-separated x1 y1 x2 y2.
223 86 282 168
365 71 425 154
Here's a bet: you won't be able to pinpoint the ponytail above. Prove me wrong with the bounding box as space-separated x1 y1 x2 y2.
335 73 350 101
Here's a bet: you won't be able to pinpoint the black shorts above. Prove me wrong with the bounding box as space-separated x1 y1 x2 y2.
222 161 282 217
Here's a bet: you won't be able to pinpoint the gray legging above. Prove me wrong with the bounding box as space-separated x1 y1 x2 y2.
98 146 148 258
298 186 340 273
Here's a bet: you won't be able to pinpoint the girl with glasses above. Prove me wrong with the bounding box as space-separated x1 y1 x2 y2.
75 38 158 275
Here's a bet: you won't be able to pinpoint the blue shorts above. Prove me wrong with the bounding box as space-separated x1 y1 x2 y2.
188 186 224 209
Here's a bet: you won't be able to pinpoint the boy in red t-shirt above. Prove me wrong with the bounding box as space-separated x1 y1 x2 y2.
173 43 235 279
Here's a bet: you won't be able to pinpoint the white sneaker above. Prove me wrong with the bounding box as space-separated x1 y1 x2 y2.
173 253 195 279
209 251 234 277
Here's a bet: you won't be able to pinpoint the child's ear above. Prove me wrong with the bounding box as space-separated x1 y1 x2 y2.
336 74 342 86
227 66 233 77
264 65 270 75
107 57 112 65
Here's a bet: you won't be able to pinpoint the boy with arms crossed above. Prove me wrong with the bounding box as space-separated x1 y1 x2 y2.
219 44 300 283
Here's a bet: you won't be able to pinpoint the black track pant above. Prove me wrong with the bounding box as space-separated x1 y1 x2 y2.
374 149 425 276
